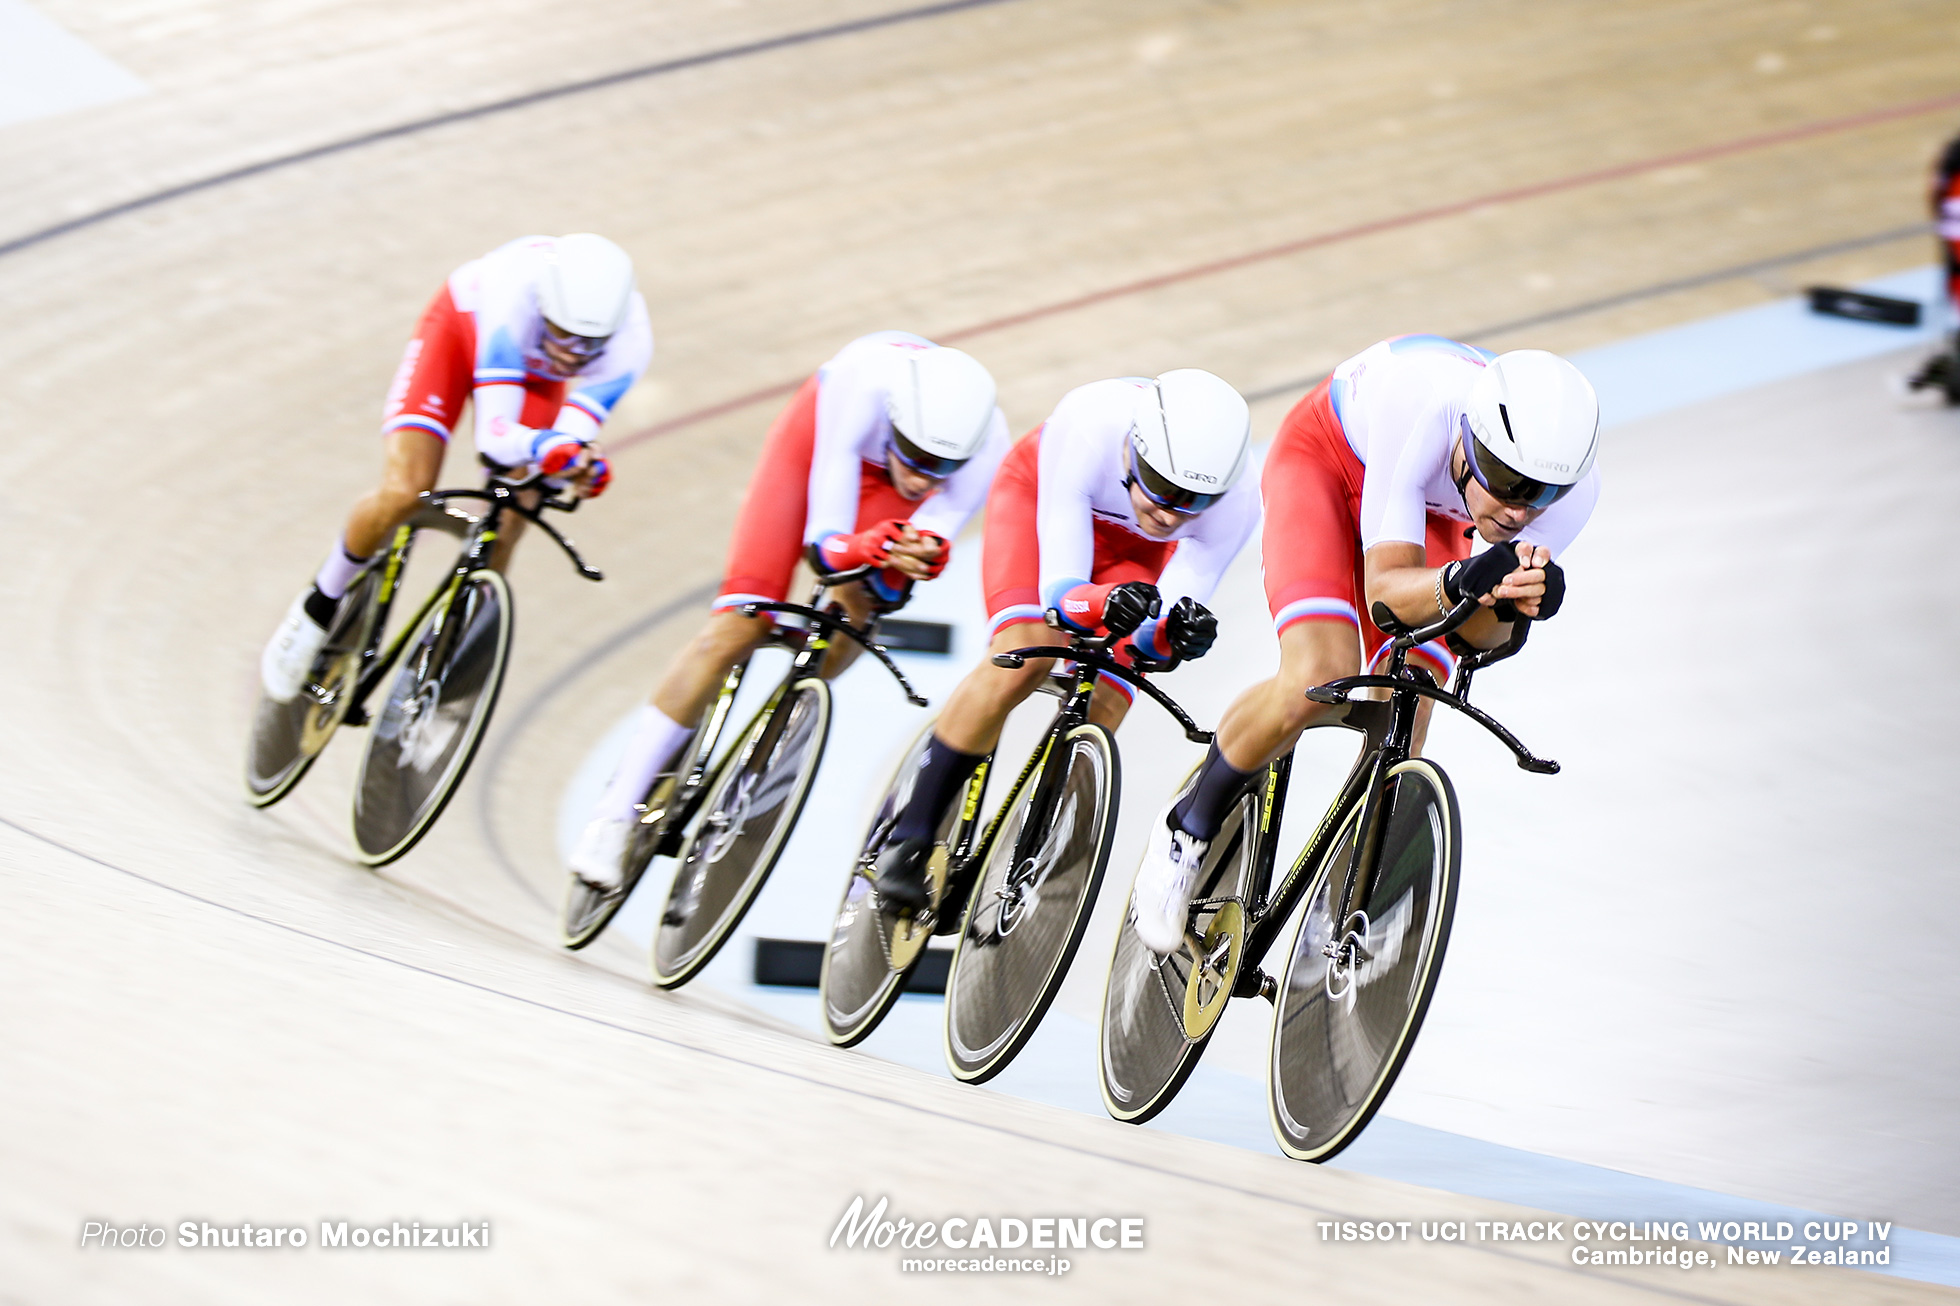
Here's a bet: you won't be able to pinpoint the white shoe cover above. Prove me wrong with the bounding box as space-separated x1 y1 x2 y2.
1131 809 1210 956
260 593 329 704
568 814 636 892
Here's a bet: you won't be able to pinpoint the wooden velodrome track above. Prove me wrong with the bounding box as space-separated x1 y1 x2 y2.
2 1 1956 1300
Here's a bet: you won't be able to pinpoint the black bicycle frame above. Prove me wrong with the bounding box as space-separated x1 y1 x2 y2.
949 627 1213 925
647 568 926 854
341 472 601 725
1221 597 1557 993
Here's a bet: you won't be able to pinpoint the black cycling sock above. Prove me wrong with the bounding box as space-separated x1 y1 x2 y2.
1171 742 1255 841
892 735 985 843
301 584 338 630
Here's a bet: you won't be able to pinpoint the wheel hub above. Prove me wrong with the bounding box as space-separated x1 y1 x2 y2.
1322 909 1373 1001
994 857 1040 936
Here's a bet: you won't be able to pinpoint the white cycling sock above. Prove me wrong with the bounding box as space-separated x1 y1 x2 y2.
313 534 368 601
592 705 695 823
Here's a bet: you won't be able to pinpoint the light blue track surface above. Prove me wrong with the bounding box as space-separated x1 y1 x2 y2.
737 266 1960 1287
1575 266 1944 429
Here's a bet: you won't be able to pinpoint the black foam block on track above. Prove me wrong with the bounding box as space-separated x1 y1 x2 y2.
1806 286 1921 326
878 620 953 654
753 937 949 994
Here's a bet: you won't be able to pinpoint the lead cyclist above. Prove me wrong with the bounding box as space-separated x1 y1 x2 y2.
257 233 652 701
1128 337 1603 954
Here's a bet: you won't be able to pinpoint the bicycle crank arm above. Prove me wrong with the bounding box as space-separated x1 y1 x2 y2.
1233 965 1278 1004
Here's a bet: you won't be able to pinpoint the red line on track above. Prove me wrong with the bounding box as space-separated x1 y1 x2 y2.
613 88 1960 454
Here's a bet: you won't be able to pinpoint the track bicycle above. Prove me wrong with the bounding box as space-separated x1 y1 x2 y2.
818 612 1211 1075
245 469 601 867
1097 595 1556 1162
561 565 928 989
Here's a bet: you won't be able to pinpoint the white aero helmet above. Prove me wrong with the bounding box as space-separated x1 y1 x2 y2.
885 345 998 477
1459 350 1599 509
538 233 636 341
1126 368 1251 513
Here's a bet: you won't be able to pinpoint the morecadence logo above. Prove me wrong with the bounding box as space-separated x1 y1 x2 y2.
830 1195 1144 1276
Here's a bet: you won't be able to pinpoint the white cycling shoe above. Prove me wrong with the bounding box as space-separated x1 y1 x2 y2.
568 814 636 893
259 592 329 704
1130 809 1210 956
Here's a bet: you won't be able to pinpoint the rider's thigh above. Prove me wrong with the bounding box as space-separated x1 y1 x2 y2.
346 429 446 555
934 621 1065 753
694 606 777 663
1087 680 1134 732
376 428 446 513
813 575 876 678
650 606 777 725
1276 620 1361 700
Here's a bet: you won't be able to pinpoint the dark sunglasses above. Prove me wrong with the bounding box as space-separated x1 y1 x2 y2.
1459 413 1577 510
890 430 966 479
1126 445 1222 514
540 322 609 367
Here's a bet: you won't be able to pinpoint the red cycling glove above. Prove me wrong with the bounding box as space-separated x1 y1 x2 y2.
817 519 909 571
909 530 952 579
537 437 584 478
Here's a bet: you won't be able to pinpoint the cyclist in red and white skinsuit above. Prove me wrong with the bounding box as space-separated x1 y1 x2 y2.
567 331 1011 891
1129 336 1601 953
259 234 652 700
871 370 1259 911
1905 132 1960 399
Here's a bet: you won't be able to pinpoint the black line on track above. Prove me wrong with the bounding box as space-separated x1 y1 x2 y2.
471 581 717 909
1242 222 1935 405
0 0 1025 262
0 808 1749 1305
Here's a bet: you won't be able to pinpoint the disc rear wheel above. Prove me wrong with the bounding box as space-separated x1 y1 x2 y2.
944 724 1117 1083
351 570 512 866
244 568 381 807
561 764 689 950
819 721 971 1047
1268 759 1460 1162
1098 775 1262 1124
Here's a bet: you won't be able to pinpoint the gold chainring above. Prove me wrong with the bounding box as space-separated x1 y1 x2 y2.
886 846 950 971
1181 900 1245 1040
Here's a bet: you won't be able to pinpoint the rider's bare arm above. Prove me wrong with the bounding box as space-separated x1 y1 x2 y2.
1363 540 1549 649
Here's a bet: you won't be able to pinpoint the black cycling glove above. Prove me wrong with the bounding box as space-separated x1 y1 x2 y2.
1534 558 1566 620
1101 581 1162 638
1442 545 1524 604
1164 597 1217 659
